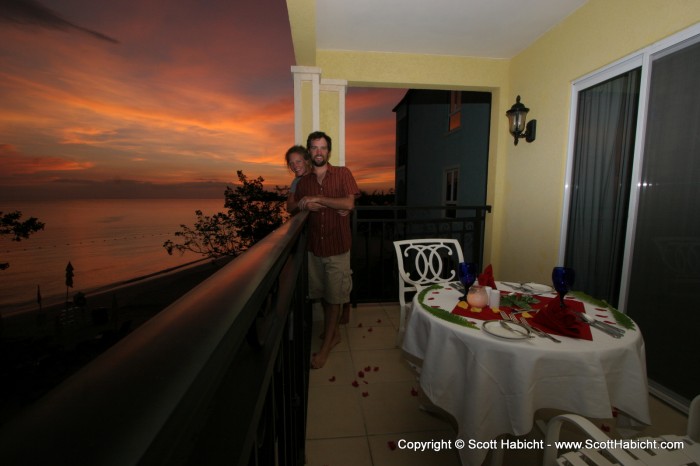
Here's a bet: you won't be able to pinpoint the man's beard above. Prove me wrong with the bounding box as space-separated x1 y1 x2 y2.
312 157 327 167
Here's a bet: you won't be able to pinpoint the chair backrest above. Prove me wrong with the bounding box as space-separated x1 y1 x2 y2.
393 238 465 309
689 393 700 442
543 393 700 466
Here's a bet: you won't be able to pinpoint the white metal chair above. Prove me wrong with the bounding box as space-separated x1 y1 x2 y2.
543 395 700 466
393 239 464 339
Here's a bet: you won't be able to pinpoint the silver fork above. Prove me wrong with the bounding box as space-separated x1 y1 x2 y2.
516 316 561 343
498 311 534 338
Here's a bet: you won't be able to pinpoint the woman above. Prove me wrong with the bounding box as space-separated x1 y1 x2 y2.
284 145 312 213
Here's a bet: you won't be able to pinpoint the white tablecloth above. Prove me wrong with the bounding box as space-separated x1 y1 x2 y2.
401 282 650 466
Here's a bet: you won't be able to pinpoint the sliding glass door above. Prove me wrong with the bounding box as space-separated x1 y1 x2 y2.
626 39 700 402
563 27 700 407
565 69 640 305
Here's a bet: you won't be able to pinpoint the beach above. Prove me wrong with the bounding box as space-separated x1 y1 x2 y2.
1 198 225 313
0 255 233 424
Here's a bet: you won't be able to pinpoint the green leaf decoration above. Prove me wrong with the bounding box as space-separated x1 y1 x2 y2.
569 291 636 330
417 285 479 330
500 293 540 310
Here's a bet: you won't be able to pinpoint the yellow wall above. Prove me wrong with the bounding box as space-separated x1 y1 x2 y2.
315 51 513 275
503 0 700 284
297 0 700 284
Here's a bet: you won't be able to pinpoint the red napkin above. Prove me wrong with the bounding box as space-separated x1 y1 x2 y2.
531 299 591 340
478 264 497 289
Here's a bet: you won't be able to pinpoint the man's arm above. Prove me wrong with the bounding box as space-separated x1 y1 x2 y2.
298 194 355 212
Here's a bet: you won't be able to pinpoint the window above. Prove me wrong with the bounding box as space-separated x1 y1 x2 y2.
448 91 461 132
445 167 458 218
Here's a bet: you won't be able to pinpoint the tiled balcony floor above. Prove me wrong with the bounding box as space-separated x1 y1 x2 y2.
305 303 689 466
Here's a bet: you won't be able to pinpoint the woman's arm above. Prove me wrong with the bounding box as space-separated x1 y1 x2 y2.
286 192 300 214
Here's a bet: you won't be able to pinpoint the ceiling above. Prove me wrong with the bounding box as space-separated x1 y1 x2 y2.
316 0 588 59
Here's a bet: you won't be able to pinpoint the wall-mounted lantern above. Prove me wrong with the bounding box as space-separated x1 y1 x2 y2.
506 95 536 145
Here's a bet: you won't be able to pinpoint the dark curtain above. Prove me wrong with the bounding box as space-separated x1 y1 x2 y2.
565 69 641 305
627 40 700 402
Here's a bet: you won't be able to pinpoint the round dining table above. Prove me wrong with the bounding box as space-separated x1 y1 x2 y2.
401 281 651 466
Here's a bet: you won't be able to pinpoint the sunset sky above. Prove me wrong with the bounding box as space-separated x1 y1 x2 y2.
0 0 405 200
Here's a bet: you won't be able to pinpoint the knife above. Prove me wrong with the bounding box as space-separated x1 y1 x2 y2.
589 320 623 338
578 313 624 338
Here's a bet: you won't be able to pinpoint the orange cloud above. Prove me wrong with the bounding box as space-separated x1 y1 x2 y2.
0 144 94 176
0 1 401 197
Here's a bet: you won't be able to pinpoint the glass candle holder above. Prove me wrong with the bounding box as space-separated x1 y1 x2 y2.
467 285 489 308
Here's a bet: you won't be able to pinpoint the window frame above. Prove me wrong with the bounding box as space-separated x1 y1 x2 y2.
444 165 459 218
448 91 461 132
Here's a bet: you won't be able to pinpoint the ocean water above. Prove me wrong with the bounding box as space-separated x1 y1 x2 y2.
0 199 226 315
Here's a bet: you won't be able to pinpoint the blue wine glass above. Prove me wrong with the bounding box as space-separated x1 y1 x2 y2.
458 262 478 300
552 267 575 308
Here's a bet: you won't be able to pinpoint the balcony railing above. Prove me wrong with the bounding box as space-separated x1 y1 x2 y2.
0 205 490 465
351 205 491 303
0 212 312 466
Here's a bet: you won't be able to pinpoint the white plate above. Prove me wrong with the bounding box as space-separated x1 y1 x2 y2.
523 283 554 294
482 320 532 340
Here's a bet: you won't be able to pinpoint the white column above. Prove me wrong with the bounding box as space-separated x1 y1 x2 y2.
320 79 347 166
291 66 321 145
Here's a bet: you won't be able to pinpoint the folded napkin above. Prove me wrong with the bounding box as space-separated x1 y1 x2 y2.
531 299 591 340
478 264 497 289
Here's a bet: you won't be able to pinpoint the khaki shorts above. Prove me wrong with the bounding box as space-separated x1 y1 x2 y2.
308 251 352 305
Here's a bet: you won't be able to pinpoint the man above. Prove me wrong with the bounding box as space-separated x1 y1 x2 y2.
295 131 359 369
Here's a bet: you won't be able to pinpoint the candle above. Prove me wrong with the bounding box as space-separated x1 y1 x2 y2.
467 285 489 308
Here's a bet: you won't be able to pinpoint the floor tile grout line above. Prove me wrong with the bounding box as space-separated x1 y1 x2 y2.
307 305 407 466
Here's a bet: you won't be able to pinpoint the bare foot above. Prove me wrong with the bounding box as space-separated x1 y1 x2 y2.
311 332 341 369
311 353 327 369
